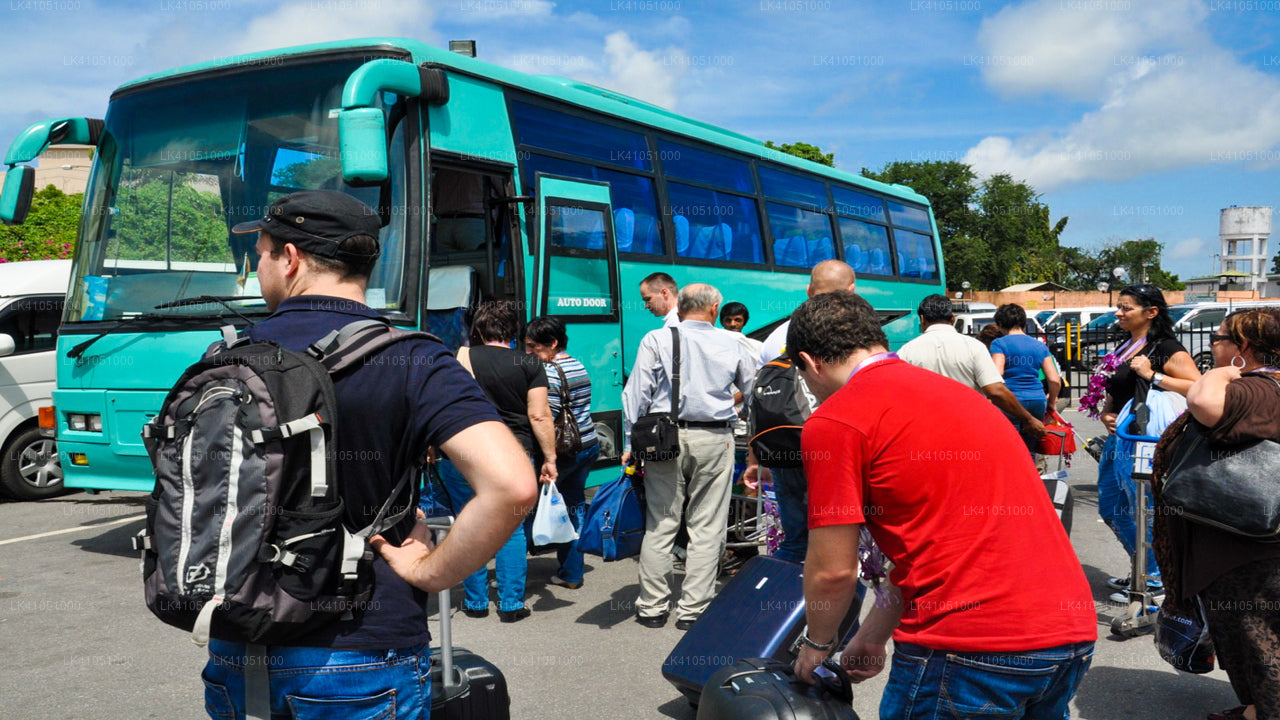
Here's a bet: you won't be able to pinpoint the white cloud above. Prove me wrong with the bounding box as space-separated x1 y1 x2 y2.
965 1 1280 190
976 0 1206 102
599 31 685 110
231 0 432 56
455 0 555 20
1169 237 1206 260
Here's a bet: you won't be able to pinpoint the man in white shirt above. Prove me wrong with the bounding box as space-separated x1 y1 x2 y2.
897 294 1046 438
639 272 680 327
623 283 756 630
758 260 857 364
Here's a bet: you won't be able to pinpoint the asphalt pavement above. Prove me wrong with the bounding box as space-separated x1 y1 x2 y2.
0 411 1242 719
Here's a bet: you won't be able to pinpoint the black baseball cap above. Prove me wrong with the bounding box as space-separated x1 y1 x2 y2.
232 190 381 264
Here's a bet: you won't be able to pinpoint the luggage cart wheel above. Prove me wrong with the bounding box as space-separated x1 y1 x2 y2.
1111 611 1156 638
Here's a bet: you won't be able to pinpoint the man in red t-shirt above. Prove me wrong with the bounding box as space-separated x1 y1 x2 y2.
788 293 1096 720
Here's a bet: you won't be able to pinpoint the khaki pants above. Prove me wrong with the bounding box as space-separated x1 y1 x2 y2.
636 426 734 621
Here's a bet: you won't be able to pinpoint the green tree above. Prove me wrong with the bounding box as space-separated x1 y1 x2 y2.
273 156 343 189
860 161 1066 290
765 141 834 167
109 170 231 264
1098 238 1185 290
0 185 81 263
1272 251 1279 275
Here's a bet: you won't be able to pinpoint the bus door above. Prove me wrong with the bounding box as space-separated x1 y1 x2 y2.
533 175 624 467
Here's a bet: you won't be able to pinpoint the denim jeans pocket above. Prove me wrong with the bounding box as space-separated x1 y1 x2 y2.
881 648 931 720
286 687 396 720
940 653 1060 718
200 672 237 720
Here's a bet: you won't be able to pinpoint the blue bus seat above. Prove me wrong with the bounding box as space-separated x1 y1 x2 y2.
614 208 635 252
869 247 889 274
425 265 476 352
807 236 834 265
673 214 690 255
774 235 808 267
847 243 866 272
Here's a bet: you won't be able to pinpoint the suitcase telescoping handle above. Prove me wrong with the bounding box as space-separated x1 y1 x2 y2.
421 515 459 691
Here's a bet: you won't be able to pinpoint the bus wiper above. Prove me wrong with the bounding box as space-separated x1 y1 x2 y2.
67 313 185 359
154 295 263 326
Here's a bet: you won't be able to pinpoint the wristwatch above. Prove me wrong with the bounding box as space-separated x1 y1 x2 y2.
1152 372 1165 388
798 626 835 652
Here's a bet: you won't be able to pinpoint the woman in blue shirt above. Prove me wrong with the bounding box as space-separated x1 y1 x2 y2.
989 304 1061 455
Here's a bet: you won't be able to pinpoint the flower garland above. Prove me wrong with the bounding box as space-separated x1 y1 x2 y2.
858 527 898 609
1078 337 1145 419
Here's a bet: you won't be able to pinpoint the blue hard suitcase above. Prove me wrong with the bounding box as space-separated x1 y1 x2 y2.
662 555 865 705
696 658 859 720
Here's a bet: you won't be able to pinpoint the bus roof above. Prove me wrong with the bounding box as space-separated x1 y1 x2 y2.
114 38 932 208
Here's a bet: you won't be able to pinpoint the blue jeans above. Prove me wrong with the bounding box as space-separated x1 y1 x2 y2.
770 466 808 564
1003 396 1047 457
554 442 600 584
881 640 1094 720
433 458 529 612
1096 434 1160 578
203 640 430 719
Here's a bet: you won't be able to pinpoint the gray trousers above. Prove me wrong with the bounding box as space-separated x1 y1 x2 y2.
636 426 734 621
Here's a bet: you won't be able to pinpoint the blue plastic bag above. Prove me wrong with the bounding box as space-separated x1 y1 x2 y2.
578 470 645 561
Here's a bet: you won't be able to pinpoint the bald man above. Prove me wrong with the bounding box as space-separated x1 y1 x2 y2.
757 260 857 365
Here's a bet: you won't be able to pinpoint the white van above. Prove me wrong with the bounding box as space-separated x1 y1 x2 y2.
0 259 71 500
1170 300 1280 372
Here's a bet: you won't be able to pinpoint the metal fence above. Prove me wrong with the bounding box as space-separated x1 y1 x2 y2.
1053 324 1218 401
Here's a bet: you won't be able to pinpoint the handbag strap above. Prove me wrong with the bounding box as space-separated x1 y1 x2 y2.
670 326 681 422
551 359 571 420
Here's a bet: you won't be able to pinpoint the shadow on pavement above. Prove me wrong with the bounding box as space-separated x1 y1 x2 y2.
71 515 145 558
1073 665 1236 720
657 694 698 720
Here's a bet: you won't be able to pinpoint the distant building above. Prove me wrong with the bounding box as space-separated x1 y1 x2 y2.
1219 206 1272 295
0 144 93 195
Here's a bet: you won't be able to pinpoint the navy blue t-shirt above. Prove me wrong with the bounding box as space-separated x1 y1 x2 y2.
245 296 500 649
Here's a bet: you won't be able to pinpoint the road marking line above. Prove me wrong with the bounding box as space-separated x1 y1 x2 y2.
0 514 144 546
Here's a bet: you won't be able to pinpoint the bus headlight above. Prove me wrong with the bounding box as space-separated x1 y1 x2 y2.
68 413 103 432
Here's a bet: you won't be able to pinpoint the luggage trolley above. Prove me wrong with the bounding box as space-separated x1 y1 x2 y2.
1110 423 1161 638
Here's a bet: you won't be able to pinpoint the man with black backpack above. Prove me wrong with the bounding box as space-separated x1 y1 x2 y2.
150 191 537 719
744 259 855 563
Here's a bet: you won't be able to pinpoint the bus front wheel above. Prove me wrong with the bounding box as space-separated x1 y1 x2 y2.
1 424 67 501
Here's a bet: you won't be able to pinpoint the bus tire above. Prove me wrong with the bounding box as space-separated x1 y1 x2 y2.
1 424 67 501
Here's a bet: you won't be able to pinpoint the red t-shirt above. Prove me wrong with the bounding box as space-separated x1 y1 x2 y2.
804 358 1096 651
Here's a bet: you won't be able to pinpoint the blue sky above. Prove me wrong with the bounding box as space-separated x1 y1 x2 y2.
3 0 1278 283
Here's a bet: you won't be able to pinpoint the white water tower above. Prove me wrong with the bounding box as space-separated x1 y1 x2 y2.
1219 206 1272 294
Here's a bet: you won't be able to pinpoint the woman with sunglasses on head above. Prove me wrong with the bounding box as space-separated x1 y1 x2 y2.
1152 308 1280 720
1082 284 1200 602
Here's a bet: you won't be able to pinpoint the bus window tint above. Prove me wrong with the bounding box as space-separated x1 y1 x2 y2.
768 202 836 269
657 140 752 193
887 200 932 233
510 101 651 171
759 166 829 210
894 229 937 279
832 186 886 223
524 153 662 255
838 217 892 276
666 182 763 264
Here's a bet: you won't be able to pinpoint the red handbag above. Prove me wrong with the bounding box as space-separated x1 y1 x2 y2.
1039 409 1077 457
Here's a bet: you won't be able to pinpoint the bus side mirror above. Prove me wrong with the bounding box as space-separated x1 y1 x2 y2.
0 166 35 225
337 60 449 185
339 109 389 185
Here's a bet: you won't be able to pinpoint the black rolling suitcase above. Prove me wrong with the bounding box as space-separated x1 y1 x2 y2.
426 518 511 719
662 555 864 705
696 658 859 720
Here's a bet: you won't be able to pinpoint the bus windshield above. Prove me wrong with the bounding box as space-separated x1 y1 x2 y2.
67 55 408 323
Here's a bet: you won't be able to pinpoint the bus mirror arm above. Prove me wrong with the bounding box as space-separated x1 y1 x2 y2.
2 116 103 225
490 195 534 206
339 61 450 185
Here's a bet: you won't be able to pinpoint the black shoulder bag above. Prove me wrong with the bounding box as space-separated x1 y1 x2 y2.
551 360 583 457
1161 374 1280 541
631 327 681 462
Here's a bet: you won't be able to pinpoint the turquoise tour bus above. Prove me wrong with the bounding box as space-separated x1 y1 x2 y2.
0 38 945 493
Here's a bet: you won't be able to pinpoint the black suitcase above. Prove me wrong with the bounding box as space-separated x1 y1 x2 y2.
427 519 511 719
662 555 864 705
696 658 859 720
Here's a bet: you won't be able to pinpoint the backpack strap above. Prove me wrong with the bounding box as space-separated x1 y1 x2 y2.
308 319 443 375
250 414 327 498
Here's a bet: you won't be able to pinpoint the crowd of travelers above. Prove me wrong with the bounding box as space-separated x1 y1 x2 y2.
169 190 1277 719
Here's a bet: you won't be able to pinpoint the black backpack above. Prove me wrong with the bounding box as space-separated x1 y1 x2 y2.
134 319 436 647
747 355 814 468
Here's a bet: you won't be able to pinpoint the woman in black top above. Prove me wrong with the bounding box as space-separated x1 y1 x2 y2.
435 300 556 623
1095 284 1199 600
1153 308 1280 720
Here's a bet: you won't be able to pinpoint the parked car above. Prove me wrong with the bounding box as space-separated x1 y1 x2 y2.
1044 306 1117 367
0 259 71 500
1171 300 1280 373
955 312 1047 341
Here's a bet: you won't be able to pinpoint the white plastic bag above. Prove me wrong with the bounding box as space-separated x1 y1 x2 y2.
531 482 578 546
